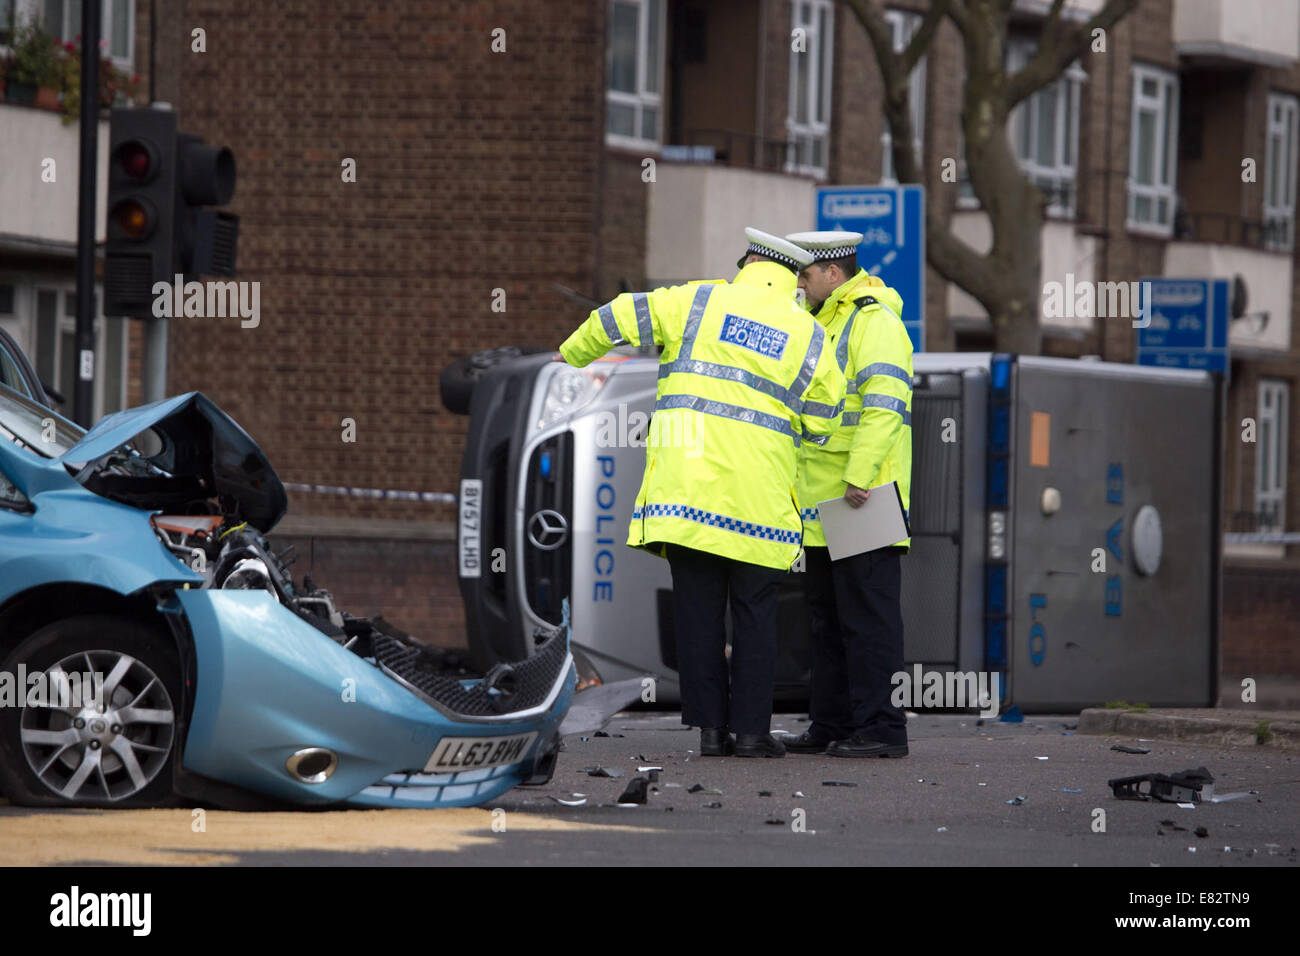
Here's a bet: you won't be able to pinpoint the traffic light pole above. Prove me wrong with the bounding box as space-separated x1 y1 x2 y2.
73 0 101 427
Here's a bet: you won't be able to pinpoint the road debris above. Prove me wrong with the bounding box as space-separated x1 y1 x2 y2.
1062 787 1082 793
1006 796 1027 805
687 784 722 794
1209 790 1259 803
616 777 650 806
582 766 623 778
823 781 858 787
550 794 588 807
703 801 722 809
1111 744 1151 754
1108 766 1213 803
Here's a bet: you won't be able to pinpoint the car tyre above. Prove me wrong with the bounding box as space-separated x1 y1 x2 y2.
439 345 551 415
0 615 182 808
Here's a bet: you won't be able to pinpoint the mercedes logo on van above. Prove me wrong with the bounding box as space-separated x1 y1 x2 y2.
527 509 569 551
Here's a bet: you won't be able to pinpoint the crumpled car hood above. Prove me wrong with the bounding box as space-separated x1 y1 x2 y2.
62 391 287 532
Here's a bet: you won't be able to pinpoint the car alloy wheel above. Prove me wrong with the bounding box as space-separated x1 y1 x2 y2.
0 614 182 807
19 649 175 802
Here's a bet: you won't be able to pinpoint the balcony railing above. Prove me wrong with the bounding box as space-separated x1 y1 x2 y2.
1173 210 1293 251
681 128 793 173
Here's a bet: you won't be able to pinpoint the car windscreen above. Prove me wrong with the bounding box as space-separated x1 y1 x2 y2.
0 385 84 458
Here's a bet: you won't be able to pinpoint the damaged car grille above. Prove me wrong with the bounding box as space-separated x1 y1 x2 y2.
372 628 569 717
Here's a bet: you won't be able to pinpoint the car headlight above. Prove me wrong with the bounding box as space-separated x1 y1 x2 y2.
0 471 29 510
538 365 606 429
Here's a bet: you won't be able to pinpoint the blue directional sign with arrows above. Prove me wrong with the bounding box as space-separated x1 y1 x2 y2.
816 185 925 352
1135 277 1229 373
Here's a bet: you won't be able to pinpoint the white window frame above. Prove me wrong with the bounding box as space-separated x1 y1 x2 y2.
785 0 835 178
604 0 665 152
1264 93 1298 252
42 0 134 71
1007 38 1084 218
1257 379 1289 534
881 9 925 185
1127 63 1179 236
11 280 126 420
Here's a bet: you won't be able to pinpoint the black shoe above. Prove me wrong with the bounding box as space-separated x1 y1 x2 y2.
700 727 734 756
734 733 786 758
781 730 832 754
827 735 908 758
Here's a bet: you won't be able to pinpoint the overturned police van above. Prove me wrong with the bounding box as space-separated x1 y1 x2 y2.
446 348 1221 713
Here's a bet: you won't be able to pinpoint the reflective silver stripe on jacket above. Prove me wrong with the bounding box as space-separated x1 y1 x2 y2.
853 393 913 427
632 293 654 347
787 322 826 401
659 358 795 410
655 393 800 444
835 305 864 373
853 362 912 392
802 398 844 419
599 304 625 346
675 284 715 362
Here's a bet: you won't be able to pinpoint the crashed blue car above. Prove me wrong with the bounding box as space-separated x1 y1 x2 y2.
0 387 575 808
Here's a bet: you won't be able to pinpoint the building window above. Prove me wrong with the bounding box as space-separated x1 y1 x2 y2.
881 9 925 185
1257 379 1289 534
43 0 134 69
29 286 125 418
605 0 665 150
1008 39 1083 217
785 0 834 178
1127 64 1179 234
1264 93 1298 252
0 0 15 45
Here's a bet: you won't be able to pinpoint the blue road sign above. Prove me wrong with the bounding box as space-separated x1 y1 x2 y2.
1135 278 1229 373
816 185 925 352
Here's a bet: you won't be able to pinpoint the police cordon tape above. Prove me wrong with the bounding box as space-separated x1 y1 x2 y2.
283 482 457 505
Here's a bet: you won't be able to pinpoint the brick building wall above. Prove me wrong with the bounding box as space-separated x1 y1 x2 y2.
143 0 605 524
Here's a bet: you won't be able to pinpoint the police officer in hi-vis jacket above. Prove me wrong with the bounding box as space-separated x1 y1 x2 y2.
559 228 845 758
782 230 913 758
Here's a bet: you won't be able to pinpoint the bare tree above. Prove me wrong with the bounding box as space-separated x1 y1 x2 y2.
844 0 1138 353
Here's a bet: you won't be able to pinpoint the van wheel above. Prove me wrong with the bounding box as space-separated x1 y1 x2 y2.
440 345 551 414
0 616 181 808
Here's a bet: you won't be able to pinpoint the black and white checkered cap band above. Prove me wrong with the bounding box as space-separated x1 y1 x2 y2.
747 242 801 269
808 244 858 260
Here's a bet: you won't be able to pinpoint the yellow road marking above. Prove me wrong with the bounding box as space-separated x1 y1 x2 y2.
0 807 647 866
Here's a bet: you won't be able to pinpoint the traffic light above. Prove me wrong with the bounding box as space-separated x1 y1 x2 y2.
104 107 239 317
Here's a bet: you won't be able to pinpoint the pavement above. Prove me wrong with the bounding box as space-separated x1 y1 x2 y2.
2 710 1297 866
1079 707 1300 751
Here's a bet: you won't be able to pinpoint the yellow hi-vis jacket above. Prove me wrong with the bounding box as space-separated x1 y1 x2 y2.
796 269 913 549
560 261 846 570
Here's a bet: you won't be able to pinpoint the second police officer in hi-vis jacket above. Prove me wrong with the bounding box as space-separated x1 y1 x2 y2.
782 230 914 759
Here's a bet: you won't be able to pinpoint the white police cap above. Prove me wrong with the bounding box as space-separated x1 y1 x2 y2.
737 227 816 272
785 230 864 261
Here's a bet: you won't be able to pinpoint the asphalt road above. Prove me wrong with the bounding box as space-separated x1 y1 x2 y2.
1 712 1297 866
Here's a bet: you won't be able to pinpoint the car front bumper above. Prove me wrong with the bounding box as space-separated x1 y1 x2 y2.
176 590 574 808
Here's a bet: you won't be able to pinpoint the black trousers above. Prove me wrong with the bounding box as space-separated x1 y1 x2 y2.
803 545 908 745
666 544 783 736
